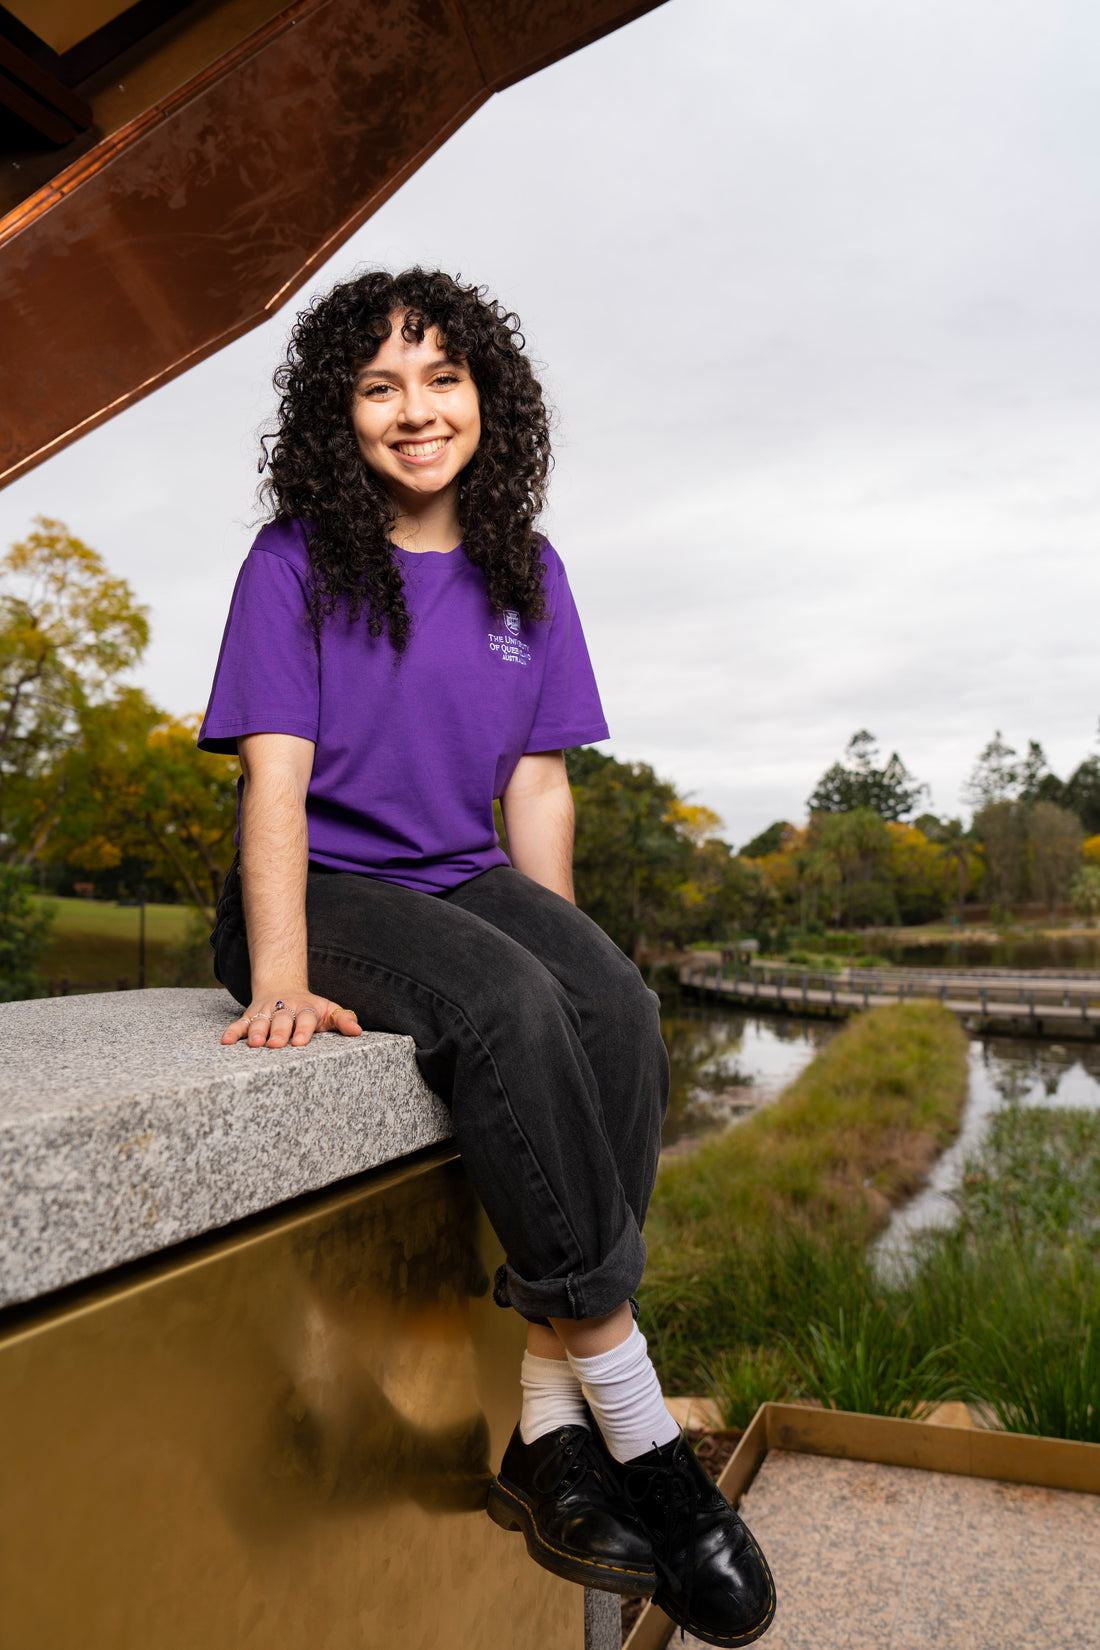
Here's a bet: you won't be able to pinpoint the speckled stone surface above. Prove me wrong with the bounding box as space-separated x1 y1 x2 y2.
690 1449 1100 1649
0 988 450 1309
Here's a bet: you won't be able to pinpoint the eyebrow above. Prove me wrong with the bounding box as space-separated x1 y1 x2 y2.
355 355 464 383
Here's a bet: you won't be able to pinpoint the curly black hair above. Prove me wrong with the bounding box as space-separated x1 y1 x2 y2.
260 268 551 651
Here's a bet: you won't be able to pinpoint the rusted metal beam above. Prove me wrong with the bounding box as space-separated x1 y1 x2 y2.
0 0 668 489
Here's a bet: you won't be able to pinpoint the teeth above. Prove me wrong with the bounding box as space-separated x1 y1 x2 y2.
396 438 448 456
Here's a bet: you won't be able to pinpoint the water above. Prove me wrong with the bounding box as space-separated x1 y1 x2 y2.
878 1033 1100 1260
659 1003 838 1151
877 934 1100 972
660 998 1100 1249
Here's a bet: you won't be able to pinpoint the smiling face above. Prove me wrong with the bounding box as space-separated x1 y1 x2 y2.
350 313 481 522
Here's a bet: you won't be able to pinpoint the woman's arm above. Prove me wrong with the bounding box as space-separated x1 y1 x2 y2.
221 732 362 1048
500 750 575 902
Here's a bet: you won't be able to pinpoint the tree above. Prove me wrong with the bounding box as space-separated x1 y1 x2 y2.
1 518 149 865
1063 756 1100 835
810 806 895 927
787 838 837 932
669 839 766 948
0 865 55 1001
1028 801 1084 920
972 800 1027 909
937 818 982 925
912 812 948 843
1071 866 1100 925
885 822 947 924
807 731 926 821
962 731 1021 812
1016 739 1054 805
740 821 789 859
39 697 239 924
565 747 694 959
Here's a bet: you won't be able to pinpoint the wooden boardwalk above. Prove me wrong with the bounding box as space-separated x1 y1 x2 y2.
679 962 1100 1041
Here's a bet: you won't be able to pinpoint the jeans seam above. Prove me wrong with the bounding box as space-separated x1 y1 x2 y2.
307 941 588 1274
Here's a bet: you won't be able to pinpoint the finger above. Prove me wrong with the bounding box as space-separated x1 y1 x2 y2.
323 1004 361 1036
247 1010 273 1047
222 1014 250 1045
266 1008 296 1049
336 1007 362 1037
290 1005 320 1047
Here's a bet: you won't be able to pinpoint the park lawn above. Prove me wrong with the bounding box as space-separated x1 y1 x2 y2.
641 1002 970 1391
31 896 200 992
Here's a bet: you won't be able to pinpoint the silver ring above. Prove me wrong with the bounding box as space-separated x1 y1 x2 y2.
296 1006 319 1020
247 1012 271 1024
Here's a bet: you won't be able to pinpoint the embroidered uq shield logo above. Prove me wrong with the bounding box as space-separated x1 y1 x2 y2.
504 609 521 636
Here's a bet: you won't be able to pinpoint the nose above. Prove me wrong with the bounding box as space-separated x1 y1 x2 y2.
399 383 434 428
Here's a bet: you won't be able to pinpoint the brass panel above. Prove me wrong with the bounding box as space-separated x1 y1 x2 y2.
0 1146 581 1650
0 0 669 490
5 1 136 55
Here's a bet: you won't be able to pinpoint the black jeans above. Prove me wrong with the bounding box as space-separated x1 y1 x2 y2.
212 861 669 1322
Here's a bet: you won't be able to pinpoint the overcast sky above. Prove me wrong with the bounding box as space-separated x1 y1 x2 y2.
3 0 1098 847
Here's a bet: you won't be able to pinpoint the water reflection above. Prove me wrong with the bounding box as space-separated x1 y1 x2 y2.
883 933 1100 971
660 997 1100 1249
659 1003 837 1151
877 1034 1100 1260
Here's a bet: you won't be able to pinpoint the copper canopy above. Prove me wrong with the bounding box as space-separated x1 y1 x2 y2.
0 0 667 488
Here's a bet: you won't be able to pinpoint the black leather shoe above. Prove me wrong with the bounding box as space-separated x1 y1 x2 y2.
487 1424 657 1597
622 1431 776 1646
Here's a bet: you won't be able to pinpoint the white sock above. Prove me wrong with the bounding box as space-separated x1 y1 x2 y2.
519 1351 590 1444
566 1324 680 1463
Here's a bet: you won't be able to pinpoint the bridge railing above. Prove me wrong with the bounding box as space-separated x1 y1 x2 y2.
678 962 1100 1022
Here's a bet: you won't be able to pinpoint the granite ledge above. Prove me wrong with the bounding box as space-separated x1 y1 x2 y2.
0 988 451 1310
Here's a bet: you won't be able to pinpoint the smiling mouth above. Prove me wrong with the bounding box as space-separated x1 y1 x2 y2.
394 437 450 458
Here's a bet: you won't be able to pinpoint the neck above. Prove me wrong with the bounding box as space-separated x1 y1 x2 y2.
390 485 463 555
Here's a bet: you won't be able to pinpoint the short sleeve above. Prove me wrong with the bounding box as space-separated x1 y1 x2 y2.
197 541 320 754
525 551 610 752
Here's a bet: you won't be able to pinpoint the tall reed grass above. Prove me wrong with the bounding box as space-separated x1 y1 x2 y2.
644 1006 1100 1443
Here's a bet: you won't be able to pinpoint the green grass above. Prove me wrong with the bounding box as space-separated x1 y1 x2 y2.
784 1299 958 1421
780 949 893 971
652 1002 968 1245
642 1002 969 1392
652 1077 1100 1443
898 1104 1100 1440
30 897 212 991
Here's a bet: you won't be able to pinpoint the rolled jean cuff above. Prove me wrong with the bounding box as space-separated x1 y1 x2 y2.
493 1221 648 1322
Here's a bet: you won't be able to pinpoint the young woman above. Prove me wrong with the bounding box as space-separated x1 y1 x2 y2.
199 268 774 1647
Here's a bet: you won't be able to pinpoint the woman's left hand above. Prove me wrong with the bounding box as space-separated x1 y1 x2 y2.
222 991 362 1049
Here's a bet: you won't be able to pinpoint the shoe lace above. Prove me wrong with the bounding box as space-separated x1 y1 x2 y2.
531 1428 604 1498
623 1440 702 1635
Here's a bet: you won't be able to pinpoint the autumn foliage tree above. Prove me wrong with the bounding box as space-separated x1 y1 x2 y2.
564 748 761 958
0 518 149 864
2 520 239 924
41 696 239 923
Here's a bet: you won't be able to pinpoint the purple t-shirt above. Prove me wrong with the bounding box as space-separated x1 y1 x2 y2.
198 519 609 892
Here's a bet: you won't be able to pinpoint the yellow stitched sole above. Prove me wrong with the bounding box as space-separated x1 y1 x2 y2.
487 1477 657 1594
661 1531 777 1647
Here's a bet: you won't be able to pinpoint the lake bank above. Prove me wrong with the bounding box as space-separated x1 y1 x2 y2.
647 996 1100 1442
643 1003 970 1394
